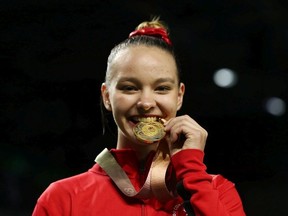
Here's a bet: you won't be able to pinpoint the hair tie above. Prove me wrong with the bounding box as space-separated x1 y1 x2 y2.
129 27 172 46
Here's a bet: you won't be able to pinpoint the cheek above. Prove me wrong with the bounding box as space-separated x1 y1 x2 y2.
159 96 179 115
111 94 135 113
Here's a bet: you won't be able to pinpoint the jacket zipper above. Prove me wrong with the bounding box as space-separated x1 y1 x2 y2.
141 203 145 216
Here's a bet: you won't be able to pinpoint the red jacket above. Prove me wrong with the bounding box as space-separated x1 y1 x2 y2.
32 149 246 216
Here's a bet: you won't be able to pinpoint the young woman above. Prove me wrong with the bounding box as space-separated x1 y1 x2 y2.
32 18 246 216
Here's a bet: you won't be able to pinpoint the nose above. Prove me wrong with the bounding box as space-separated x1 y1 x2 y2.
136 91 156 112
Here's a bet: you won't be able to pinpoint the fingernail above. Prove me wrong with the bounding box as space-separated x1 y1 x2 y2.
160 118 167 125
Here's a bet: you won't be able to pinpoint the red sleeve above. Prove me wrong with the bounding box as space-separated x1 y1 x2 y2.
171 149 246 216
32 182 72 216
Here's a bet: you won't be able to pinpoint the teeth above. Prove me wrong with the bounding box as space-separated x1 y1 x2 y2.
135 117 158 123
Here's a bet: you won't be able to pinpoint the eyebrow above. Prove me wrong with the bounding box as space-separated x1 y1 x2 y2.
154 77 176 84
117 77 176 85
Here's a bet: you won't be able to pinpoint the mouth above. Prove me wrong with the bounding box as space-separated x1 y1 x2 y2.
130 116 163 124
132 117 166 144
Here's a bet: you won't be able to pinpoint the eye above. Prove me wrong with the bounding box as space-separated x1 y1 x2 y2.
155 86 171 93
121 85 138 92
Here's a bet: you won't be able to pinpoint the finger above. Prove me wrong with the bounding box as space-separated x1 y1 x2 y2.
165 115 208 150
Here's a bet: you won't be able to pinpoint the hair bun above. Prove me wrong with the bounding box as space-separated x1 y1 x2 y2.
129 17 172 46
135 17 168 31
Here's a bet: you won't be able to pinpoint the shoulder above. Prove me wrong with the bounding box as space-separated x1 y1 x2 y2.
33 164 108 215
52 164 104 190
38 164 103 202
38 172 87 201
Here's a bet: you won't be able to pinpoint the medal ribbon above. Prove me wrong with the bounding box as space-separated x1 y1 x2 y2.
95 143 175 202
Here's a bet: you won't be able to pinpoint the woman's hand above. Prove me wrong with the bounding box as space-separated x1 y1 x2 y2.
164 115 208 155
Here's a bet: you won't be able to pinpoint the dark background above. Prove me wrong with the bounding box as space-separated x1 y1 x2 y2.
1 0 287 215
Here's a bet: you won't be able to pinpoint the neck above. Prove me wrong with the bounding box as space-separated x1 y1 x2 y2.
116 134 158 161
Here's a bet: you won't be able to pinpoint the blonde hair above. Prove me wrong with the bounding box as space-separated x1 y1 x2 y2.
135 17 169 33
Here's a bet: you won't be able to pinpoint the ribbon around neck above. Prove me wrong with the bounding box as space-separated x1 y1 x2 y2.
95 143 176 203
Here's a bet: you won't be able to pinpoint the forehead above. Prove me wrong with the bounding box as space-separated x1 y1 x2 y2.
109 45 178 81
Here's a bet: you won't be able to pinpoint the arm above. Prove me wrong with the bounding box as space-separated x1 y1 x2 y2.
164 115 246 215
171 149 246 216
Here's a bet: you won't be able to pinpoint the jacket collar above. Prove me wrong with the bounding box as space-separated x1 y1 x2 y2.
90 148 156 179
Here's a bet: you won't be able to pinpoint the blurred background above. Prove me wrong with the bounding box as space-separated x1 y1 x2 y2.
1 0 287 215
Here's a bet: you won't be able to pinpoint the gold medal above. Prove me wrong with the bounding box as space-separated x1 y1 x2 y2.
133 121 165 144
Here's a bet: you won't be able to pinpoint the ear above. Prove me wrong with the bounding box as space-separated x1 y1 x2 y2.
101 83 112 111
177 82 185 111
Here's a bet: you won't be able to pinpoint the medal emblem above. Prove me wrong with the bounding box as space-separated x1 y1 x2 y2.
133 121 165 144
